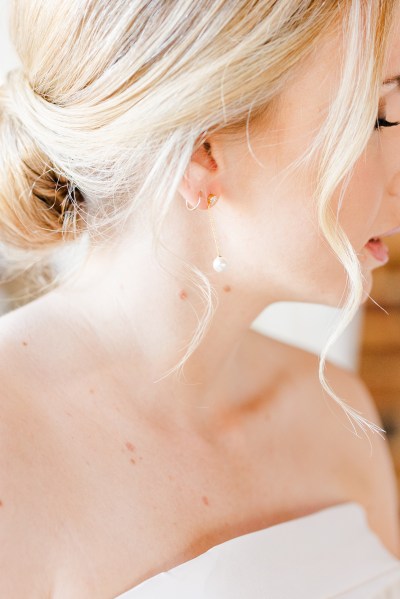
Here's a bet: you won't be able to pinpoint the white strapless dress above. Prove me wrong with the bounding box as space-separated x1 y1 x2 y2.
114 501 400 598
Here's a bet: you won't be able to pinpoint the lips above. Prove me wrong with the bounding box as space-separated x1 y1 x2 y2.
362 226 400 264
364 238 389 263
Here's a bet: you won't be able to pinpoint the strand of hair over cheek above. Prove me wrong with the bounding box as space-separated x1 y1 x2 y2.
296 2 390 445
252 1 392 445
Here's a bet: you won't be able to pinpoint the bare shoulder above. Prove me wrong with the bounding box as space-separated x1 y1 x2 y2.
0 307 55 596
0 432 54 597
248 328 400 558
321 356 400 559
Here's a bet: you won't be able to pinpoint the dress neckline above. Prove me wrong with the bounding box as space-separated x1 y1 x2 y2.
114 500 366 598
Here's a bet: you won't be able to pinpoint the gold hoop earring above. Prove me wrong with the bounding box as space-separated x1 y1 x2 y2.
207 193 227 272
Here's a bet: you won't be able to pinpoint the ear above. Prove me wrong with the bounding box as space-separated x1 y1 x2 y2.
178 141 219 211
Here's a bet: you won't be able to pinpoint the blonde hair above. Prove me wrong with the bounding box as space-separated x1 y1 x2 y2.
0 0 396 440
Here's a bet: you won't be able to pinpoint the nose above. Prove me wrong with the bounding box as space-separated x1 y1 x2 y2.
368 128 400 240
370 175 400 241
388 175 400 229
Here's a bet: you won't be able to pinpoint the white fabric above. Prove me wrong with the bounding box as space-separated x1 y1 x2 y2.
114 501 400 598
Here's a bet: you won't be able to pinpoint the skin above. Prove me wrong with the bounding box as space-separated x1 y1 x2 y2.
2 9 400 596
40 13 400 441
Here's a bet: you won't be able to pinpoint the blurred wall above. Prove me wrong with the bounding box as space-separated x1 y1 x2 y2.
251 302 364 372
359 234 400 501
0 0 364 369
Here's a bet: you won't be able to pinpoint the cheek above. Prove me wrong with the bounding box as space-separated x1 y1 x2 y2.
221 133 380 305
246 166 345 276
245 160 375 304
333 147 383 249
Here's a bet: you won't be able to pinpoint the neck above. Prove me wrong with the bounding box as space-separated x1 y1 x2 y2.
51 200 277 436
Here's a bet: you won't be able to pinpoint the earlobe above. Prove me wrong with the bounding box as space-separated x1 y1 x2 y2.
178 168 210 211
178 142 217 210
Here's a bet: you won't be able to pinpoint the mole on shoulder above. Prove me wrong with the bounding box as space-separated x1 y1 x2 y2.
22 341 28 346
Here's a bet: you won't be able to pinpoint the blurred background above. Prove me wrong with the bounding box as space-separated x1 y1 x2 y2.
1 3 400 498
359 236 400 497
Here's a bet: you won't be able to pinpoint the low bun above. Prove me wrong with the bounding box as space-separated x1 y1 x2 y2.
0 76 85 251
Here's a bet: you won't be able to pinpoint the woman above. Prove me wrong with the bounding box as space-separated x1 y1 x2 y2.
1 0 400 597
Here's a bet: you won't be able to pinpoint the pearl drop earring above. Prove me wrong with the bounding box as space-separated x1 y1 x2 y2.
185 191 228 272
207 193 228 272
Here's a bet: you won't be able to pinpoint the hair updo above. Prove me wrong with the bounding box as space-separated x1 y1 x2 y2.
1 69 85 246
0 0 396 436
0 67 88 301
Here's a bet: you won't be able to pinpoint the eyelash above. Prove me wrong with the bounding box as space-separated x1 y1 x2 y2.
374 116 400 130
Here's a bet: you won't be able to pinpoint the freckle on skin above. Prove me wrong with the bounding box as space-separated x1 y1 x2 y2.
89 388 95 394
179 289 188 300
223 285 231 293
125 441 136 452
202 495 209 506
22 341 28 346
0 500 3 507
130 458 136 465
